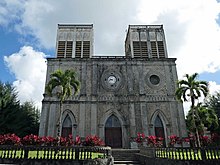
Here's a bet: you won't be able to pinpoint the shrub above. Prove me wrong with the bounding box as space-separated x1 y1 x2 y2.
0 134 104 147
83 135 105 146
135 133 146 144
147 135 163 147
0 134 21 145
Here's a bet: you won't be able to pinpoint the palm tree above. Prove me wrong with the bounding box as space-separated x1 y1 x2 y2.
175 73 209 147
45 69 80 137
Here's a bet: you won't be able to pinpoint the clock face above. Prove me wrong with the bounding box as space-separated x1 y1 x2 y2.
101 70 123 91
107 76 117 84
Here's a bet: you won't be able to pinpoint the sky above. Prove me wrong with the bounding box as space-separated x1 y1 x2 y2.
0 0 220 115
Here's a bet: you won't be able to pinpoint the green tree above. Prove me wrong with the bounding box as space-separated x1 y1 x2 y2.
17 101 40 136
0 81 40 137
186 103 218 135
45 69 80 137
0 82 20 134
175 73 209 147
205 92 220 133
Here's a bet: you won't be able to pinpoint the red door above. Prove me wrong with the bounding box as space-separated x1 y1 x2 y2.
105 127 122 148
105 115 122 148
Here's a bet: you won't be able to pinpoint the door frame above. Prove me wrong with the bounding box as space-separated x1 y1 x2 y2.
99 110 128 148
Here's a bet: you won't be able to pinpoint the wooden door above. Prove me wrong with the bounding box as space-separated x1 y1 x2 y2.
105 127 122 148
105 115 122 148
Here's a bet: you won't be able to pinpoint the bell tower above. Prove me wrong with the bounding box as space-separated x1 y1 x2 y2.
125 25 168 58
56 24 94 58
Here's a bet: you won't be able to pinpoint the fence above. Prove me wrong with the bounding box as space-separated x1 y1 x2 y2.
0 145 112 164
137 147 220 165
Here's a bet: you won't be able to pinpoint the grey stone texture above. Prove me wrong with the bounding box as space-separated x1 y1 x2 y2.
39 24 187 148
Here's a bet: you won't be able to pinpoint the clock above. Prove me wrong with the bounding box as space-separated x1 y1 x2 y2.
101 70 123 91
107 75 117 84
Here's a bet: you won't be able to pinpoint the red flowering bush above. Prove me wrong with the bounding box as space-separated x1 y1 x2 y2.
147 135 163 147
135 133 146 144
200 135 211 146
83 135 105 146
22 134 42 146
74 135 81 145
0 134 105 147
0 134 21 145
168 135 181 147
41 136 58 146
59 135 75 146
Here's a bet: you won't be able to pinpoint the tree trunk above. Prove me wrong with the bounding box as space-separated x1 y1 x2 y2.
191 96 201 147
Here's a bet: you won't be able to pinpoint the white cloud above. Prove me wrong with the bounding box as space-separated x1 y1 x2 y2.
209 81 220 94
4 46 47 109
137 0 220 77
2 0 220 113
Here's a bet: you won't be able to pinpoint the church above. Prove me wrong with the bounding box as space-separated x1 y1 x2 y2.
39 24 187 148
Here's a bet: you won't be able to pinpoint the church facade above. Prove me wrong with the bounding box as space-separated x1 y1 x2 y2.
39 24 187 148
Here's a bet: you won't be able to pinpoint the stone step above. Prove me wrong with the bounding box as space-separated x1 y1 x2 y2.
112 149 140 161
114 160 141 165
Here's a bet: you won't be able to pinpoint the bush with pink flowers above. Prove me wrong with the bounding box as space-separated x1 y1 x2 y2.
0 134 105 147
132 133 164 147
135 133 146 144
0 134 21 145
83 135 105 146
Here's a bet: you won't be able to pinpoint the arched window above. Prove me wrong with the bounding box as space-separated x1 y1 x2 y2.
154 115 165 146
61 115 72 137
105 115 122 148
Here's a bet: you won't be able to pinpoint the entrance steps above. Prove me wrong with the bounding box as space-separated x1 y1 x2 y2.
112 149 141 165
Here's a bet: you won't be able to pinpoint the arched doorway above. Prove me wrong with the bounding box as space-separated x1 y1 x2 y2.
105 115 122 148
154 115 165 146
61 114 72 137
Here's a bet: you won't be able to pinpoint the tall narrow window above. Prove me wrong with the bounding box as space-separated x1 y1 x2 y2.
151 41 158 58
154 115 165 146
57 41 65 58
61 115 72 138
83 41 90 58
66 41 73 58
157 41 165 58
75 41 82 58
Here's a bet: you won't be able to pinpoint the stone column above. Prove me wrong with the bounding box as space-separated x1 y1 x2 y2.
39 102 50 137
91 104 97 135
129 103 136 137
98 124 104 140
79 103 86 137
47 103 57 137
140 103 149 136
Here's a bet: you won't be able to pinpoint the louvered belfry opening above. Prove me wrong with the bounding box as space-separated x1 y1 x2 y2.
75 41 82 58
151 41 158 58
56 24 93 59
83 41 90 58
66 41 73 58
125 25 167 59
133 41 148 58
57 41 73 58
57 41 65 58
157 41 165 58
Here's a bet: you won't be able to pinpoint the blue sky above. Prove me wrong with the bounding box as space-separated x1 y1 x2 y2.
0 0 220 112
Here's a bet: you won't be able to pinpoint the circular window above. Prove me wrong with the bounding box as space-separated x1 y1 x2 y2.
150 75 160 85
